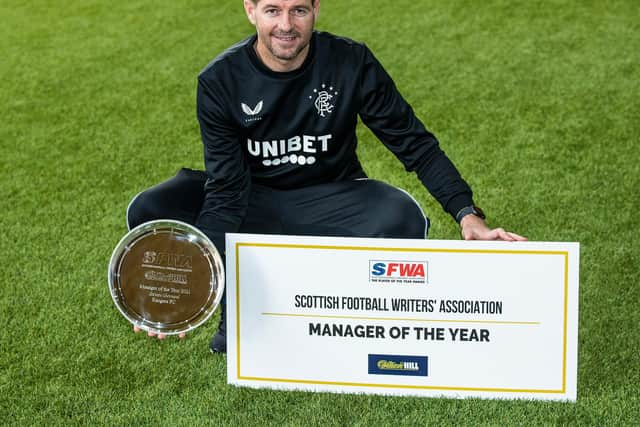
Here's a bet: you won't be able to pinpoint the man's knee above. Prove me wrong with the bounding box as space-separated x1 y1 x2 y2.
126 191 160 230
366 181 428 239
125 168 207 230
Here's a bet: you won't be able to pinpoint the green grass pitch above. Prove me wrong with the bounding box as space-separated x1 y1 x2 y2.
1 0 638 424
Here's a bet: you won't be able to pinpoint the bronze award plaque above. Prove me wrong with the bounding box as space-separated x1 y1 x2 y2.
108 220 224 335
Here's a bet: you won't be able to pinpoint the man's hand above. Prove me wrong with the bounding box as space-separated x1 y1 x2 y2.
133 325 186 340
460 214 527 241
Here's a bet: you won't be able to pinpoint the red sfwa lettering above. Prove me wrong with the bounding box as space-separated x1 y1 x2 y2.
386 263 399 276
386 263 426 277
411 263 425 277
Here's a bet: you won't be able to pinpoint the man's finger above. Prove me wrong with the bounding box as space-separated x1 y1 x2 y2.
494 230 528 241
485 228 503 241
496 228 515 241
507 231 528 241
179 333 186 339
134 326 141 333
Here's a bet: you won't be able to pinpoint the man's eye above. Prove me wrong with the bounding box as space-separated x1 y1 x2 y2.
265 9 278 16
292 8 308 17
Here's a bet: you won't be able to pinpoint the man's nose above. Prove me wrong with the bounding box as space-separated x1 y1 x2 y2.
278 12 293 31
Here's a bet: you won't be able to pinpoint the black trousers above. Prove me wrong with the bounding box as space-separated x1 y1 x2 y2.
127 168 429 248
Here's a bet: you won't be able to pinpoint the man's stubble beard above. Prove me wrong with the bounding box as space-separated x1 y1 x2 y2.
268 39 309 61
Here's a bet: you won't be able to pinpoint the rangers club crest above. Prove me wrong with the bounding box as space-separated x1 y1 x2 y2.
309 84 338 117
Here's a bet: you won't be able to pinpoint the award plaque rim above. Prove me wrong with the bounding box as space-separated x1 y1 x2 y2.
108 219 225 335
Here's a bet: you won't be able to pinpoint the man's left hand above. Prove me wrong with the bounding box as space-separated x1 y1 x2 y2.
460 214 527 241
133 325 186 340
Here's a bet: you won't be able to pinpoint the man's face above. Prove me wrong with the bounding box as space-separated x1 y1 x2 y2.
244 0 319 71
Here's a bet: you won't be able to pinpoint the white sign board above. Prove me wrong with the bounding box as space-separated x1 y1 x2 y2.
225 234 579 401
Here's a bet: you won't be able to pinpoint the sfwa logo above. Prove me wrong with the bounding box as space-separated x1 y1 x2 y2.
369 260 427 284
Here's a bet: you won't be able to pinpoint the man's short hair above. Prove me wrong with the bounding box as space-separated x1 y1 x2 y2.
248 0 317 4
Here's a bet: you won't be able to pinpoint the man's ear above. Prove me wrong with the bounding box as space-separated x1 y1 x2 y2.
244 0 257 25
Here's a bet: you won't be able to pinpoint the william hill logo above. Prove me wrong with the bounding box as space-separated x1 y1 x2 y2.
378 360 420 371
368 354 428 377
369 260 427 284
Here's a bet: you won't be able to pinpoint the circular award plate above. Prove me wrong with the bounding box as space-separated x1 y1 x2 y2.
108 220 224 335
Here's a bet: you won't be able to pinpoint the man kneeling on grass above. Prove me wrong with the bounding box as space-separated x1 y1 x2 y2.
127 0 526 352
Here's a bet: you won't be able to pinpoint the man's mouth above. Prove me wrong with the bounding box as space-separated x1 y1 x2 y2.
273 33 298 43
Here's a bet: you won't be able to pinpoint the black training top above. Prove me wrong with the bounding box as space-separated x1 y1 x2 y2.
195 31 473 246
